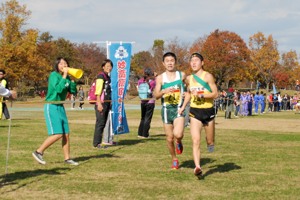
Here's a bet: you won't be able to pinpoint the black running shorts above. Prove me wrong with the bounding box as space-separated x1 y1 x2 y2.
189 107 215 125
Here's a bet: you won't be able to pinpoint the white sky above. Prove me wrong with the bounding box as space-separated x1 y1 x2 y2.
17 0 300 55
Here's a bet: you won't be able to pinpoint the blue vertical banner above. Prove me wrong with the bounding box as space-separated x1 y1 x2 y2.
108 42 131 134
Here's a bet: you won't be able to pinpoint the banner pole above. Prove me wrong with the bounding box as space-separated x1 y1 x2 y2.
106 41 110 58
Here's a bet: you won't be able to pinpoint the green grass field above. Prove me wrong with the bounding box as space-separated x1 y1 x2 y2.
0 100 300 200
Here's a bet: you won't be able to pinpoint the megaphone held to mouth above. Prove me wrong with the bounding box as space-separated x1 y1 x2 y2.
68 68 84 79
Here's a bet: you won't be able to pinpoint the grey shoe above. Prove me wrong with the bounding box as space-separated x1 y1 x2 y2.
207 145 215 153
32 151 46 165
64 159 79 166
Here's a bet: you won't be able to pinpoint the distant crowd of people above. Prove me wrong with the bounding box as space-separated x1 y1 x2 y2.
215 89 300 119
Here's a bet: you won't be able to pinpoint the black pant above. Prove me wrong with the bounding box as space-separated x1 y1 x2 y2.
93 103 110 147
2 102 10 119
79 97 84 108
138 102 155 138
79 102 84 108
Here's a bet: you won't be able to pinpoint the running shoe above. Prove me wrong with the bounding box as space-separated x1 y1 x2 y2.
32 151 46 165
207 144 215 153
194 167 202 179
102 142 117 146
175 141 183 155
172 159 179 169
64 159 79 166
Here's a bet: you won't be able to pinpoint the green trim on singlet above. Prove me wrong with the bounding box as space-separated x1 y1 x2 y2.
192 74 212 92
161 71 184 107
161 79 182 89
161 71 183 89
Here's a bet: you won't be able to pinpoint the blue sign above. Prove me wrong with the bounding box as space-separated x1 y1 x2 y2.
108 42 131 134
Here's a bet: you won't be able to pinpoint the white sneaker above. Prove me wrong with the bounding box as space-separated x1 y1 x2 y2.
32 151 46 165
64 159 79 166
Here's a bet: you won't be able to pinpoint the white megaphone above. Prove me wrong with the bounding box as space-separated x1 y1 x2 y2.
67 68 84 79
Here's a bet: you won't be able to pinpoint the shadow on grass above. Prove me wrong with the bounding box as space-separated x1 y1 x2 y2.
115 138 164 146
0 124 20 128
75 153 120 162
5 118 40 121
180 159 241 180
150 134 166 138
0 167 70 190
180 158 215 169
74 140 147 163
201 162 242 180
117 139 144 145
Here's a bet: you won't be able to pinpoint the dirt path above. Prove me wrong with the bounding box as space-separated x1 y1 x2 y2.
215 117 300 133
69 116 300 133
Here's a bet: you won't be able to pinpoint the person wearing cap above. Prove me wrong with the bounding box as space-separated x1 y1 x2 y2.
179 52 218 178
137 67 156 138
154 52 186 170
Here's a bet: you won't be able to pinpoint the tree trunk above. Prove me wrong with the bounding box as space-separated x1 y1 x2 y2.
266 83 270 93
